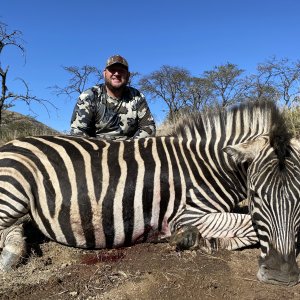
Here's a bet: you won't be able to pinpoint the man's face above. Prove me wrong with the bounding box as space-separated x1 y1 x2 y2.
103 64 130 90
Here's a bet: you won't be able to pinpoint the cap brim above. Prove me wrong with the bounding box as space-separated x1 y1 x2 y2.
106 62 128 69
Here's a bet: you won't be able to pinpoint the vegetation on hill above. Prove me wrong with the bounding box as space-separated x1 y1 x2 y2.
0 110 59 145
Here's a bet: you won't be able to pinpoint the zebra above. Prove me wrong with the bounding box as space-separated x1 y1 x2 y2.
0 101 299 286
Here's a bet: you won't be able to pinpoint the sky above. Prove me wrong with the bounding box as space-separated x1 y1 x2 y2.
1 0 300 132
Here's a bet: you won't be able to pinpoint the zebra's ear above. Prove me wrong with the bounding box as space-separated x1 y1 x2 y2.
223 139 266 163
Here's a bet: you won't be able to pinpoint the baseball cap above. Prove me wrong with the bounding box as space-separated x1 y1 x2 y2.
105 55 129 70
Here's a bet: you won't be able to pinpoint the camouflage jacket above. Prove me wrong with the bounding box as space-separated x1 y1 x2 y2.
70 84 156 140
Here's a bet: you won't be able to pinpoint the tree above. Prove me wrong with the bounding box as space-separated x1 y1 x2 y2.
184 77 214 111
138 65 191 119
203 63 246 107
257 57 300 107
138 64 246 120
51 65 103 99
0 21 55 126
242 72 280 103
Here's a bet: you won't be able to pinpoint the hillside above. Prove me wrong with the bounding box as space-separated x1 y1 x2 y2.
0 110 60 145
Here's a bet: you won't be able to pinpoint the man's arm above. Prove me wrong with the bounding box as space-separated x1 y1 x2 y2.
70 89 96 137
133 95 156 138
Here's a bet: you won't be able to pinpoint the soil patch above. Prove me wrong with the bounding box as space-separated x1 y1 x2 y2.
0 223 300 300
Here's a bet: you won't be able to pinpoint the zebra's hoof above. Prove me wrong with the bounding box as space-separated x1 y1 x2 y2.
198 238 220 254
170 225 200 250
0 249 20 271
0 242 26 272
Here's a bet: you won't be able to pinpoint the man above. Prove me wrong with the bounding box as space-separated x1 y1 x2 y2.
70 55 156 140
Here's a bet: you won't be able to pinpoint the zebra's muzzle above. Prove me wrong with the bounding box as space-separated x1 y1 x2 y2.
257 250 299 286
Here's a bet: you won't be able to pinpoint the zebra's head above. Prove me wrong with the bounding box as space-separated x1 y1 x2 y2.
225 110 300 286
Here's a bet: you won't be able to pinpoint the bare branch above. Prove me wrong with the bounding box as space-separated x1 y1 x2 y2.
254 57 300 107
203 63 245 107
6 78 58 118
0 21 25 57
49 65 103 99
138 65 192 119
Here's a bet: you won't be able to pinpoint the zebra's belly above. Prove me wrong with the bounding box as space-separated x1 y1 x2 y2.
34 216 171 249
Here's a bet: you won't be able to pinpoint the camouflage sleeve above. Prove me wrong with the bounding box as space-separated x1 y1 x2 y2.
133 93 156 139
70 89 96 137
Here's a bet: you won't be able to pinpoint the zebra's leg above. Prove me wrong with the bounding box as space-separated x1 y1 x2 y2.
171 212 258 252
0 224 26 271
169 225 201 250
0 188 29 271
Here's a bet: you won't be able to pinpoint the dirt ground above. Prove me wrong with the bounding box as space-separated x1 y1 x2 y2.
1 222 300 300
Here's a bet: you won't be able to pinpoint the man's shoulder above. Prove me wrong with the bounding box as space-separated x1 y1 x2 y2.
80 84 104 100
89 84 105 95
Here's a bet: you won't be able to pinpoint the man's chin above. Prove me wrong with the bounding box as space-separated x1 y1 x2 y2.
106 81 126 91
112 83 124 89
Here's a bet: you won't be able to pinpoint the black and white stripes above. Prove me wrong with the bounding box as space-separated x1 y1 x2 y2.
0 102 272 253
0 136 188 249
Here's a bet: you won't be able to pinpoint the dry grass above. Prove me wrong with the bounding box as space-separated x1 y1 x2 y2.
283 106 300 137
0 110 59 145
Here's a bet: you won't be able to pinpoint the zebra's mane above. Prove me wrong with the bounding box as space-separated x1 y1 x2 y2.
269 106 292 169
170 101 292 164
